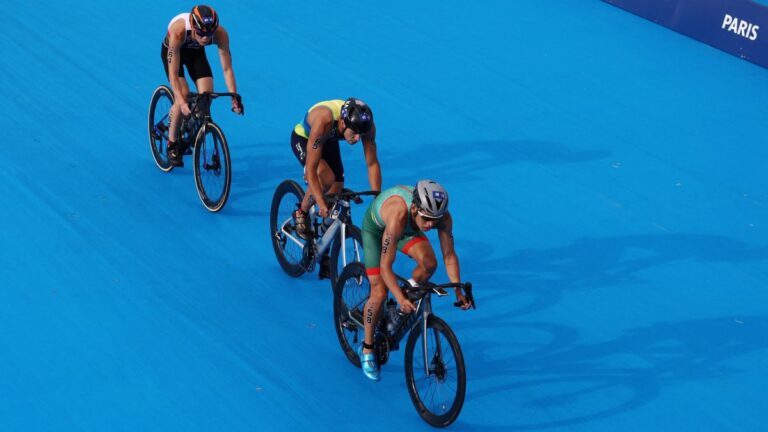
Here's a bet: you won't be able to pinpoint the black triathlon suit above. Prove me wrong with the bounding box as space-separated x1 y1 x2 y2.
290 129 345 183
160 31 213 81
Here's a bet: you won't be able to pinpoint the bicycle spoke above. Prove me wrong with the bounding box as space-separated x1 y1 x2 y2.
333 263 372 366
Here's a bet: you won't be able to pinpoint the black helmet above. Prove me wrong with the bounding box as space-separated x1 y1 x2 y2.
341 98 373 135
190 5 219 34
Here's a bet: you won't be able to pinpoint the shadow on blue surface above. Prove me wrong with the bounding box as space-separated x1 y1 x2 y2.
464 234 768 315
381 140 611 178
459 315 767 430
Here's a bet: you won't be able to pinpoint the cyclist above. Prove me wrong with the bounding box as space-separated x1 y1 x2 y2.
290 98 382 240
161 5 243 167
358 180 472 381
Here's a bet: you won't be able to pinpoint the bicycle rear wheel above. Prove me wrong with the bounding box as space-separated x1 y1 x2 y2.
148 85 174 172
333 262 370 366
328 224 363 290
193 122 232 212
270 179 306 277
404 315 466 427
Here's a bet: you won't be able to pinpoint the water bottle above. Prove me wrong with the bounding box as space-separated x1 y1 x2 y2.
386 299 401 332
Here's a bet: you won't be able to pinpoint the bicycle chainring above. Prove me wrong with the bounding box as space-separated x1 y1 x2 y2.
375 335 390 366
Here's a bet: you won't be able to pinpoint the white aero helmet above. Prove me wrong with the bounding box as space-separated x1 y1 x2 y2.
412 180 448 218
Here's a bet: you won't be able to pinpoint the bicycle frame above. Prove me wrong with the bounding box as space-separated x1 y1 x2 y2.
343 275 473 376
342 282 433 365
151 90 240 146
277 198 360 266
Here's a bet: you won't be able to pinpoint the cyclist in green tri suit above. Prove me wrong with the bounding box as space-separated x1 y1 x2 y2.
358 180 472 381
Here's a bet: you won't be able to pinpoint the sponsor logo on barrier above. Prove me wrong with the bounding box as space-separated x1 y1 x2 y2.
722 14 759 41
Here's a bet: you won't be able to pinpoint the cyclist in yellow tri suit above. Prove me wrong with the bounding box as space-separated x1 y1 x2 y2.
290 98 382 239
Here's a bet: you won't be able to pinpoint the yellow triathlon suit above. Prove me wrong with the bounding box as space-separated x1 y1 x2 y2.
290 100 346 182
293 99 344 139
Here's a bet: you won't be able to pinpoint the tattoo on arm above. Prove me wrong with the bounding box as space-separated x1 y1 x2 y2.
167 49 173 65
311 137 322 150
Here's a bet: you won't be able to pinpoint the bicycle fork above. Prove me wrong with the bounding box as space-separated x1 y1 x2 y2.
419 301 439 376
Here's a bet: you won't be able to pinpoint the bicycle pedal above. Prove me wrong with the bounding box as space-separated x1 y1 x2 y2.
341 320 358 331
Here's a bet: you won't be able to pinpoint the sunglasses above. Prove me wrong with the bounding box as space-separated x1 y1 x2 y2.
195 30 215 38
417 209 443 220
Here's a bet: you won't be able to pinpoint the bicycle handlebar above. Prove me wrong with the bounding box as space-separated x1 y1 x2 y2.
401 279 476 310
187 92 244 114
322 189 379 205
188 91 242 102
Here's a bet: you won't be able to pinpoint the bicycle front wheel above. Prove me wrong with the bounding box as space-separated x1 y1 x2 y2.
270 179 306 277
148 85 174 172
404 315 466 427
333 262 370 366
193 122 232 212
328 224 363 290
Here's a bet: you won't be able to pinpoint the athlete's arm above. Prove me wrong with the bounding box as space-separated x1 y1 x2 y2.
362 122 381 192
166 20 190 115
379 199 416 313
304 107 333 217
214 26 242 114
437 212 470 309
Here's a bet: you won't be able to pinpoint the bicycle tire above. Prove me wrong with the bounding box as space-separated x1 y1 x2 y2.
328 224 363 290
333 262 370 367
148 85 174 172
404 315 466 427
270 179 306 277
193 121 232 212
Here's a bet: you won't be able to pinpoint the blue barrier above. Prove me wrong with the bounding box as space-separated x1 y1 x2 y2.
604 0 768 68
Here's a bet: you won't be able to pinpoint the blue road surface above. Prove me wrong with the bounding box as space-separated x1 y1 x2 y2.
1 1 767 431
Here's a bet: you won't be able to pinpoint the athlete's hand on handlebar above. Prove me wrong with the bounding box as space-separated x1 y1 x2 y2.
454 291 472 310
180 103 192 116
231 97 244 115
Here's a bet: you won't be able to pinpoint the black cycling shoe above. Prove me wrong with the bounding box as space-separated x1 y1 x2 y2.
167 142 184 167
318 254 331 280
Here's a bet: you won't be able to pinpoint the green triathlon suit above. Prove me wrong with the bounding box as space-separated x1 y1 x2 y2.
362 185 428 276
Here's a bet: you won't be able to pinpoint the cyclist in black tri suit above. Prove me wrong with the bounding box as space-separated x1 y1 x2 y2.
161 5 243 167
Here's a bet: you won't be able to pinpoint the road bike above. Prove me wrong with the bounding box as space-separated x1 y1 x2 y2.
270 180 377 287
333 262 475 427
148 85 242 212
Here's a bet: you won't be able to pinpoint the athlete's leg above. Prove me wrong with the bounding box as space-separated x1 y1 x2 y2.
300 159 339 212
168 78 190 143
324 139 345 195
358 224 384 380
359 273 386 380
161 43 188 144
195 76 213 92
403 239 437 284
363 275 387 351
